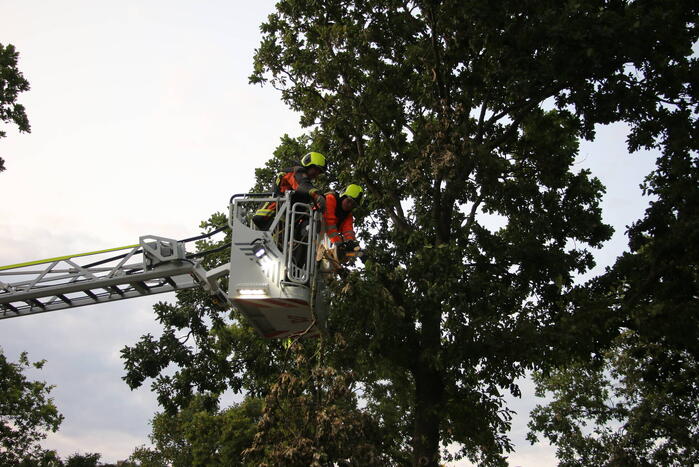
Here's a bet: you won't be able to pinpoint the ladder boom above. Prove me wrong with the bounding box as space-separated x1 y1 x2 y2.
0 236 204 319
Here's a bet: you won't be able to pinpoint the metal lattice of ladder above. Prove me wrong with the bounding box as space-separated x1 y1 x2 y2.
0 236 200 319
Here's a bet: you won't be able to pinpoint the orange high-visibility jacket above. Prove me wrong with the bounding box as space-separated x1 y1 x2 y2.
274 166 317 198
323 192 355 244
254 166 319 224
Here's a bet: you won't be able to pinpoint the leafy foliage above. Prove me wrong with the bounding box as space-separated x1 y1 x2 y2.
64 452 103 467
612 151 699 358
529 331 699 466
13 451 125 467
0 349 63 465
528 104 698 464
129 395 262 467
0 42 31 172
243 338 394 466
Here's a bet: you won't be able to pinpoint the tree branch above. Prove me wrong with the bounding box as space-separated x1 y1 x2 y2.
432 177 442 242
475 100 488 145
462 193 484 235
426 3 450 109
486 99 541 151
352 136 413 233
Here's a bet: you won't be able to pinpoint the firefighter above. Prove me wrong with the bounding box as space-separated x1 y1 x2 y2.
324 184 362 253
252 152 327 230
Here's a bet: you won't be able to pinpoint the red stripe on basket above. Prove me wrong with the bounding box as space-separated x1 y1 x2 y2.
235 299 272 308
264 298 301 307
264 330 289 338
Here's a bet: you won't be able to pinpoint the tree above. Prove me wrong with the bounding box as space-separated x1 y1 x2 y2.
0 42 31 172
64 452 102 467
528 97 698 464
528 331 699 466
248 0 695 464
609 145 698 361
16 449 63 467
0 349 63 465
129 395 263 467
122 0 697 464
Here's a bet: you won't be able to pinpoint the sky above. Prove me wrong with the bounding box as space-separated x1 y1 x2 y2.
0 2 659 465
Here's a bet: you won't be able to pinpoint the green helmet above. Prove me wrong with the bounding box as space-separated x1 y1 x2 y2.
301 152 326 172
340 184 364 203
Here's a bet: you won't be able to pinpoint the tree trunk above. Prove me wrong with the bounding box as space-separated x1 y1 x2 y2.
412 305 444 466
412 364 444 466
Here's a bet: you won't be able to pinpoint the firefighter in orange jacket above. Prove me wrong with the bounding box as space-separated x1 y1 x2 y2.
252 152 327 230
324 184 363 252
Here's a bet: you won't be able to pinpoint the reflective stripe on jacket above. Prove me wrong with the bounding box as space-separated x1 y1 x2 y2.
324 192 355 244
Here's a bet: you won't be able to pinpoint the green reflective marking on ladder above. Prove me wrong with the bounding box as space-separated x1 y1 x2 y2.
0 244 140 271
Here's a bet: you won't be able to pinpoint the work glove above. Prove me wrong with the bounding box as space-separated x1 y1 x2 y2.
339 240 359 252
312 192 326 213
339 241 360 265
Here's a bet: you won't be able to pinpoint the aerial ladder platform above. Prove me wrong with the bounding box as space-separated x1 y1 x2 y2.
0 192 334 339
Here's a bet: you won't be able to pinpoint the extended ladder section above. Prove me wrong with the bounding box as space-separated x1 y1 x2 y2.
0 235 224 320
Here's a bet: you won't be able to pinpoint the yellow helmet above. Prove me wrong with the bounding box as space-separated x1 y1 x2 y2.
340 184 364 203
301 152 326 172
